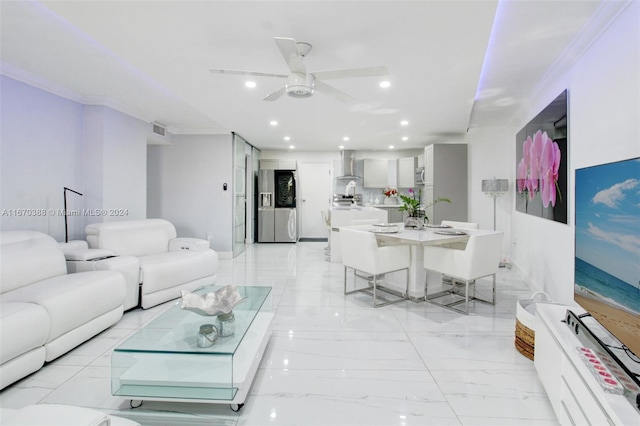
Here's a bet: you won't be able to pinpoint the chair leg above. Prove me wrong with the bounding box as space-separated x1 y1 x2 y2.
491 273 496 304
464 280 469 315
343 266 348 295
372 274 377 308
406 268 409 299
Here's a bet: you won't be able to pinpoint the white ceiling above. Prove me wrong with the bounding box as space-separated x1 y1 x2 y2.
0 1 619 151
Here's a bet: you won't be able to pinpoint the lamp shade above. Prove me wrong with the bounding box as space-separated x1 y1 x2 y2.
482 178 509 195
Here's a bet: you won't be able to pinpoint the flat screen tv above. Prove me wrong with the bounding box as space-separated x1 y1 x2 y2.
574 156 640 388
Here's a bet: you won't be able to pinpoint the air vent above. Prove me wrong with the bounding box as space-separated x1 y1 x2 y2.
152 123 166 137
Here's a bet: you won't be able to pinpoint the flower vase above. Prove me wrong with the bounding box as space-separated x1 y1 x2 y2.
215 311 236 337
384 196 397 205
404 210 426 229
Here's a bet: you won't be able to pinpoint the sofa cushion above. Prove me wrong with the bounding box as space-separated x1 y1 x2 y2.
2 403 129 426
1 231 66 294
0 271 125 342
86 219 176 256
139 250 218 294
0 302 49 364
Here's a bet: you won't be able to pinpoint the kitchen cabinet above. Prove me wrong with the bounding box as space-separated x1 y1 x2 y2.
423 144 467 224
363 159 388 188
397 157 418 188
260 159 296 170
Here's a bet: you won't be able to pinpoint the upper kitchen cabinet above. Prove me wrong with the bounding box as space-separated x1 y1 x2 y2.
397 157 418 188
363 159 388 188
260 159 296 170
423 144 468 223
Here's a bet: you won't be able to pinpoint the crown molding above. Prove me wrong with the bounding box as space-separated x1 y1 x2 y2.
168 127 231 135
530 0 632 98
2 62 153 124
1 61 84 104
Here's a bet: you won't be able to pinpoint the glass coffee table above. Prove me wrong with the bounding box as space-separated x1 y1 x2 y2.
111 286 272 411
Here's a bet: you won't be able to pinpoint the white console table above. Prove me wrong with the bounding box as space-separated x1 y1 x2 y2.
535 304 639 425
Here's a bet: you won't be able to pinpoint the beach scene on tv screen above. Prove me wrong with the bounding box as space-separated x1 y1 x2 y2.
574 157 640 354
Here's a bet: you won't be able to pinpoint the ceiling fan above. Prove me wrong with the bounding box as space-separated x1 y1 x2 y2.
209 37 388 103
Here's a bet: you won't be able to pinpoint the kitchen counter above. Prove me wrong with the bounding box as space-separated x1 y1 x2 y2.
370 204 403 208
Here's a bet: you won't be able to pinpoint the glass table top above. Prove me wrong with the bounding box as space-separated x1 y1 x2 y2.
114 285 272 356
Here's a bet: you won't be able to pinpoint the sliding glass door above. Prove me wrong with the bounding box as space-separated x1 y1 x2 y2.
232 133 246 257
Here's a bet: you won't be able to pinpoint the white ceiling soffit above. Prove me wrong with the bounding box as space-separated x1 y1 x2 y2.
1 1 624 151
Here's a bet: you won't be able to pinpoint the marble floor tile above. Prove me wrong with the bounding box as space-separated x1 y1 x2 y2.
0 242 559 425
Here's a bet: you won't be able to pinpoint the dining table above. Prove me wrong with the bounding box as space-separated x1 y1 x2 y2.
339 223 502 299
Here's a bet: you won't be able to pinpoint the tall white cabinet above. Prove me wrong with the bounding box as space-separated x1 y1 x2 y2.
423 144 467 224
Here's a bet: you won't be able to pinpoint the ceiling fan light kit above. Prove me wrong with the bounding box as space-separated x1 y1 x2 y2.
286 73 314 98
210 37 388 103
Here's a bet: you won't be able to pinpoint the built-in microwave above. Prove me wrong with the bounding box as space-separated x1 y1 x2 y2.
415 167 426 184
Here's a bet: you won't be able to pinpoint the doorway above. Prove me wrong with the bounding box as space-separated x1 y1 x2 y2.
297 162 332 239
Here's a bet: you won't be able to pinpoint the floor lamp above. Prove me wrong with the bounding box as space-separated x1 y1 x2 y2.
482 178 509 268
63 186 83 243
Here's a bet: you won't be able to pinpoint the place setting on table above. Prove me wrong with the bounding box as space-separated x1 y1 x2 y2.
362 222 471 243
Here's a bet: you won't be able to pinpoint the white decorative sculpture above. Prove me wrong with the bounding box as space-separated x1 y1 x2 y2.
180 285 246 316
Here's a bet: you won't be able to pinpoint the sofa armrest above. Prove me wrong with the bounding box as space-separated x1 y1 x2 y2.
59 240 117 261
169 237 210 252
64 249 118 261
58 240 89 253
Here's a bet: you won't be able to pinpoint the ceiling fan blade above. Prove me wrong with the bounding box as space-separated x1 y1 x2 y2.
209 69 287 78
314 80 355 103
263 86 287 102
313 66 389 81
274 37 306 74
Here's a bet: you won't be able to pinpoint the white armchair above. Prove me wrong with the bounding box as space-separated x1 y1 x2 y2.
339 227 410 308
423 231 503 314
85 219 218 309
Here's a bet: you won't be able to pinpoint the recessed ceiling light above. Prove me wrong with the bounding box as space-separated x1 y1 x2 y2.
245 81 256 88
343 136 349 141
389 145 395 150
400 120 409 126
402 136 408 141
284 136 290 141
289 145 295 150
379 81 391 88
339 145 345 150
270 120 278 126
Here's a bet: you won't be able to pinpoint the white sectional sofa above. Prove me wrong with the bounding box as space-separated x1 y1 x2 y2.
85 219 218 309
0 231 126 390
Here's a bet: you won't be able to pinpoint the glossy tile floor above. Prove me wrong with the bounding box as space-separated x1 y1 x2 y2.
0 242 558 425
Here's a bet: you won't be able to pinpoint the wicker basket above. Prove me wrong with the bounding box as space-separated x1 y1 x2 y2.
515 292 551 360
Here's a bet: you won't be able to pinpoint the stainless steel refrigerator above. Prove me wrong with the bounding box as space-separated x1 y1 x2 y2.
258 169 297 243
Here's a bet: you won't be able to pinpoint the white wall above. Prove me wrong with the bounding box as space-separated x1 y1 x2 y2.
470 2 639 304
147 134 234 256
1 75 150 241
82 105 148 224
1 76 85 240
466 125 514 261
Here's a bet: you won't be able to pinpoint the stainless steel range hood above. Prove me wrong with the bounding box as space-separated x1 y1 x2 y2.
336 150 360 180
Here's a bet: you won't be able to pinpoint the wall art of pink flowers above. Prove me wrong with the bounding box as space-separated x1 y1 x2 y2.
515 90 567 224
516 130 562 207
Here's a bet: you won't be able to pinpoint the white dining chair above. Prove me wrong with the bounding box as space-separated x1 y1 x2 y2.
423 231 503 314
439 220 480 279
339 227 410 308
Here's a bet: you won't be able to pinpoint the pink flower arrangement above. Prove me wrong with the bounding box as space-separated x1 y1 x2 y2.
516 130 561 207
